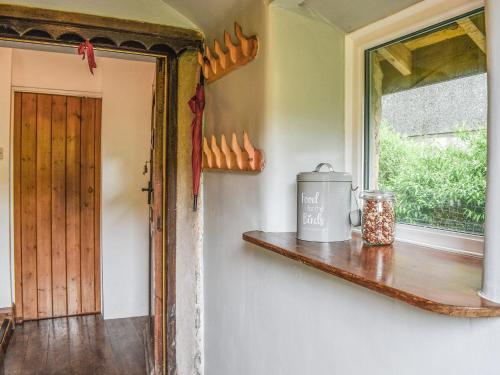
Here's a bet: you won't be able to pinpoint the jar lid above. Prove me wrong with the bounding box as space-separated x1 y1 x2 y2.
360 190 395 201
297 163 352 182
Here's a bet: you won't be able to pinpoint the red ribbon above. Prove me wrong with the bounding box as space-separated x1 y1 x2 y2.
78 40 97 75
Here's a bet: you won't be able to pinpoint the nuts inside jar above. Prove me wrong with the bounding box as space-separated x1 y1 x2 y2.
362 199 395 245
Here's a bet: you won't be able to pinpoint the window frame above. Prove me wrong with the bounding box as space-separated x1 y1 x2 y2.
345 0 485 255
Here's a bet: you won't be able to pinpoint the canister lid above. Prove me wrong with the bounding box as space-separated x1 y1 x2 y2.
297 163 352 182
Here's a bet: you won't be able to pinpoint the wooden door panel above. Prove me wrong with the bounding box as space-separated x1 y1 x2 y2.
66 97 82 316
20 93 38 321
36 94 53 319
80 98 96 314
14 92 101 321
51 95 68 317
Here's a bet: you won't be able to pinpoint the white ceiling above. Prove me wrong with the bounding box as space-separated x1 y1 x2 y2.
303 0 424 32
164 0 255 33
164 0 424 33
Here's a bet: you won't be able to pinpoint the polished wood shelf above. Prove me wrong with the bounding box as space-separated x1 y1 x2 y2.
242 231 500 317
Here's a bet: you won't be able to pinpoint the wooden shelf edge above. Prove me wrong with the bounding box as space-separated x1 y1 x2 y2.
242 231 500 318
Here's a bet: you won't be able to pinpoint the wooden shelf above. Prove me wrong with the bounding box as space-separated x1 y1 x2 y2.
242 231 500 317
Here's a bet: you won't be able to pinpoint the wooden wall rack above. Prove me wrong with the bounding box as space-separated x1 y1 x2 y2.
197 22 258 84
203 132 264 173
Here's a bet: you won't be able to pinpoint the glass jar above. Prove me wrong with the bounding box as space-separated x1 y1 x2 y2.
360 190 396 246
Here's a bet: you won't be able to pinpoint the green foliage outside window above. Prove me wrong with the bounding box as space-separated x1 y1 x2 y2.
378 123 487 234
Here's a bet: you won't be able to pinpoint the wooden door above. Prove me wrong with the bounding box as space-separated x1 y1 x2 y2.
13 92 102 321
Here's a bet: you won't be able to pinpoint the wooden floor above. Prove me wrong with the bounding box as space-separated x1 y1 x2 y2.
2 315 150 375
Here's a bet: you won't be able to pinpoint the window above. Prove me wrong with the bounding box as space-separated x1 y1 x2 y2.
364 9 487 235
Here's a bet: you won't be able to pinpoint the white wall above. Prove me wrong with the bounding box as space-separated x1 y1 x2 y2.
99 54 155 319
0 48 12 308
262 4 345 231
203 2 500 375
202 3 268 373
0 46 155 319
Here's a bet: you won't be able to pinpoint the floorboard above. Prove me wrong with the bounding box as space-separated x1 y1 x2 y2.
3 315 150 375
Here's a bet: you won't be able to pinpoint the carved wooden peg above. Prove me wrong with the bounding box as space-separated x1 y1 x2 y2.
243 131 256 169
198 22 259 84
205 45 217 74
211 135 224 168
221 134 236 169
234 22 250 57
214 39 226 69
203 137 213 168
231 133 246 170
198 51 211 80
224 31 237 63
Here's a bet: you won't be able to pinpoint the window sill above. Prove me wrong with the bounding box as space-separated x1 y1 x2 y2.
242 231 500 317
354 224 484 257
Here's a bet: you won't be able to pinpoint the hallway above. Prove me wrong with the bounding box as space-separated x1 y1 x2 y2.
2 315 149 375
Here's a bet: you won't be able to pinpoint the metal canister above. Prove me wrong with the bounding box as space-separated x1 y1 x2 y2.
297 163 352 242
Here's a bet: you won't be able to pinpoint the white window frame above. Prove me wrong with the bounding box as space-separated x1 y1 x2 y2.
345 0 485 256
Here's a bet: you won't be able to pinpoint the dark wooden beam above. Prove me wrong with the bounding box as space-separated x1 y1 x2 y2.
165 54 179 375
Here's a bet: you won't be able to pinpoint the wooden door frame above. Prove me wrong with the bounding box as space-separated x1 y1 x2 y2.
0 5 203 374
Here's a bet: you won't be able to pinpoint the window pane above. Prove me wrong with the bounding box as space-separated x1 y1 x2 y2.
366 10 487 234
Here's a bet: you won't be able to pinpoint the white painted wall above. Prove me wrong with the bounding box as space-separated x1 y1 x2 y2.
0 46 155 319
202 4 268 373
0 48 12 308
99 54 155 319
262 4 345 232
203 2 500 375
11 48 103 92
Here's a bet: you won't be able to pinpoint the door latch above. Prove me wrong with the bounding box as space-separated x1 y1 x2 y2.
141 181 153 205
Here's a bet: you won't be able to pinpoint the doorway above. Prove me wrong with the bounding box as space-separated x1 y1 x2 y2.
13 92 102 321
0 5 200 372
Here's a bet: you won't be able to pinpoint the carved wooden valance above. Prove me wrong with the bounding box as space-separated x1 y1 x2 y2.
0 4 203 56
